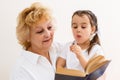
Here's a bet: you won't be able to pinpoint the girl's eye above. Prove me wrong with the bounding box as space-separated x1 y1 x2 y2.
73 26 78 29
72 23 78 29
72 25 78 29
81 26 86 29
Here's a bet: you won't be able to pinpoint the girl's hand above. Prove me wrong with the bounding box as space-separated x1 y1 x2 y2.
70 41 88 69
70 43 82 56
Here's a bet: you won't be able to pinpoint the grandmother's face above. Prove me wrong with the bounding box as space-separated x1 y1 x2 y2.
29 20 54 51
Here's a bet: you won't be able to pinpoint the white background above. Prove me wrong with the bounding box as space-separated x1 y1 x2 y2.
0 0 120 80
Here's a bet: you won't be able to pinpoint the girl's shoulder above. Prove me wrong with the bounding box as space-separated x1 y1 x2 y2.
89 44 104 57
92 44 103 51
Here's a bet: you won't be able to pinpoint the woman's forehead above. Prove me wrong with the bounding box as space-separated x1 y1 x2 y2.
32 20 52 28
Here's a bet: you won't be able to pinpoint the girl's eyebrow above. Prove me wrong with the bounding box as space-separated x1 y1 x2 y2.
72 23 77 25
80 22 87 25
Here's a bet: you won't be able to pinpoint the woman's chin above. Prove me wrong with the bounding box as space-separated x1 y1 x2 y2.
43 40 52 47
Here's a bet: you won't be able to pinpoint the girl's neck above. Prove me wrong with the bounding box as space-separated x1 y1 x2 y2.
77 40 90 50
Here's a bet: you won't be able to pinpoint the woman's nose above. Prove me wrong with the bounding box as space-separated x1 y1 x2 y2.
44 30 50 37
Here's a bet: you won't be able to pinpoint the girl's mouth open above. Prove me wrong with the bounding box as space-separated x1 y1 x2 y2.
77 35 81 38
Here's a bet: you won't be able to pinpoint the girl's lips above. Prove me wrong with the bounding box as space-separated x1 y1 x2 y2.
77 35 81 38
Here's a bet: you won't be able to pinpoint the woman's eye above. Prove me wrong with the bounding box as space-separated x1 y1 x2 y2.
48 26 52 30
36 30 44 34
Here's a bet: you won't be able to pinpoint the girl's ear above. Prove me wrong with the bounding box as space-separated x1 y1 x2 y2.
91 26 96 34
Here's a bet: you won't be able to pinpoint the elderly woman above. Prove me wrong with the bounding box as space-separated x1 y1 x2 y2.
10 2 62 80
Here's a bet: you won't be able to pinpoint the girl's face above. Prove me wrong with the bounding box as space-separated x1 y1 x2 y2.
29 20 54 51
72 14 95 45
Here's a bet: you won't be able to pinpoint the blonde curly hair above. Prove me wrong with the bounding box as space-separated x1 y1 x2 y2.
16 2 53 50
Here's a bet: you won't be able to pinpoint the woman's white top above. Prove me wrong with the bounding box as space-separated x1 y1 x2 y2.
59 41 104 72
10 42 63 80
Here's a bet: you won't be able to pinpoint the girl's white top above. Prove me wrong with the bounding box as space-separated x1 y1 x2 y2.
59 41 104 72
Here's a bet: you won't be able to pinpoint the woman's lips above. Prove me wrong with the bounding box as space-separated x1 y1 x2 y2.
43 38 51 42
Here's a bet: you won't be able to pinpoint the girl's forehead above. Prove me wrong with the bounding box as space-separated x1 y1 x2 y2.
72 15 90 23
73 14 89 19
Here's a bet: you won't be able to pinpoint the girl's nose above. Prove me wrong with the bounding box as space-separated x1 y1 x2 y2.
77 27 81 33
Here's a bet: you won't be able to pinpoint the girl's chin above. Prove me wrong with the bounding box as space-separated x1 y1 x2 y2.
76 40 83 44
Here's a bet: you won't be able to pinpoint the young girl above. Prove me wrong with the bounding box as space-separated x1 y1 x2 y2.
56 10 105 80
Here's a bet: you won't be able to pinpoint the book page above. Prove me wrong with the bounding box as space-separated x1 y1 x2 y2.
85 55 105 73
88 60 109 74
56 68 86 77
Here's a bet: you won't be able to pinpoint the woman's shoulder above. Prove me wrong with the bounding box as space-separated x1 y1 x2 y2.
51 41 64 49
52 41 74 48
64 41 74 47
50 41 64 53
50 41 74 53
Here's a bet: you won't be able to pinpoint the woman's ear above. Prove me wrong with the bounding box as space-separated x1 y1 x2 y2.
26 34 30 42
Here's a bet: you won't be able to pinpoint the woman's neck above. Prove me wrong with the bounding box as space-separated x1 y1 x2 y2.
28 47 52 64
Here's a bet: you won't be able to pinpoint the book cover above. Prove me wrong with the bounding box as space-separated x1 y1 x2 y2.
55 55 111 80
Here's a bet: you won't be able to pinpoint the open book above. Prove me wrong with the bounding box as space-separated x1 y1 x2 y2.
55 55 111 80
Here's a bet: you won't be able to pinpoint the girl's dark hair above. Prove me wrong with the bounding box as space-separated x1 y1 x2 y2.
72 10 100 54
